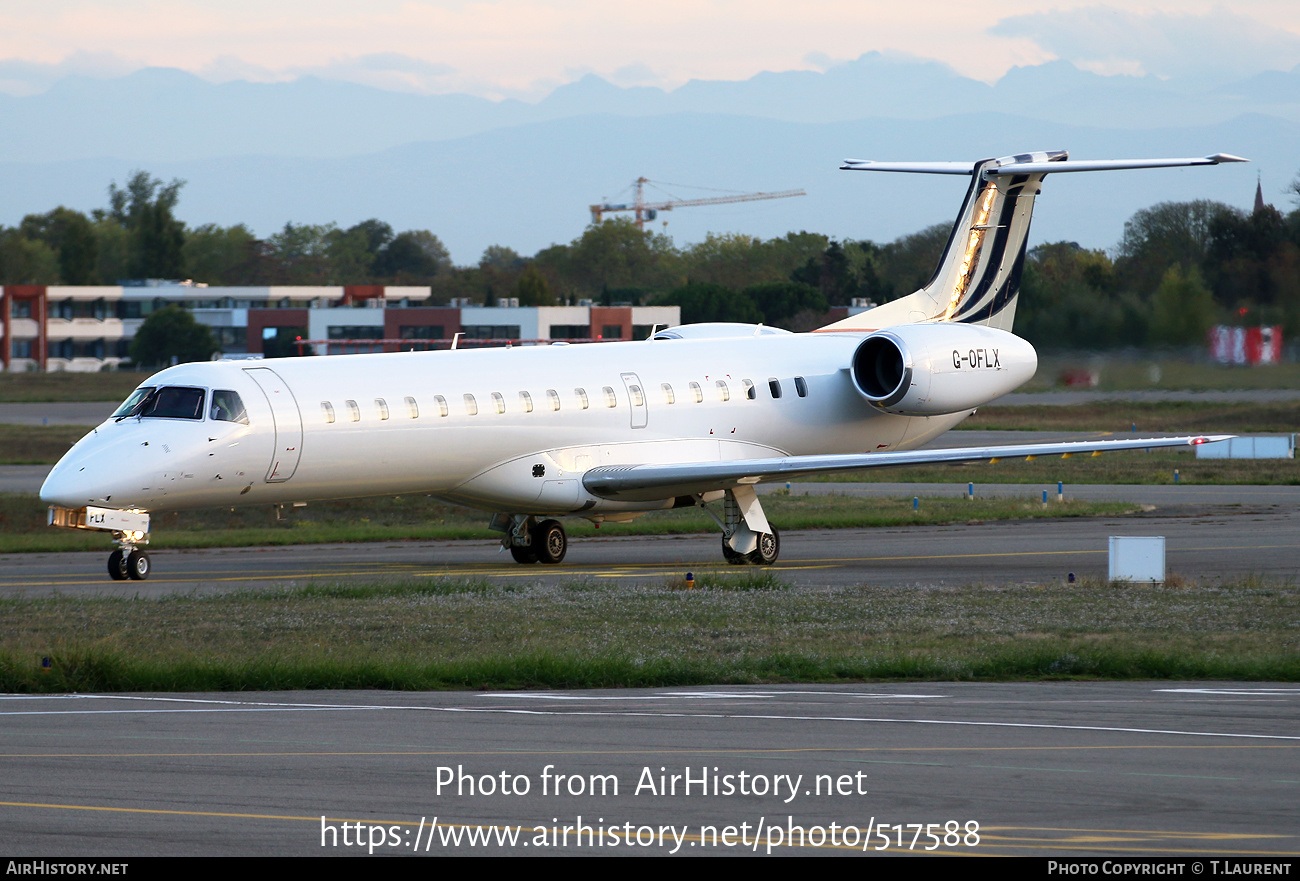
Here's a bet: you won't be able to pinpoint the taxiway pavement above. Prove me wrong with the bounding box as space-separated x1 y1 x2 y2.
1 683 1296 856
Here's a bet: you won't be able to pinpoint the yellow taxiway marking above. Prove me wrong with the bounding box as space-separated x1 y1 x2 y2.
0 801 1294 855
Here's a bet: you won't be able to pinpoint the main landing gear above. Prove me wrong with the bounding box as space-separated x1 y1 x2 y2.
706 486 780 566
499 515 568 565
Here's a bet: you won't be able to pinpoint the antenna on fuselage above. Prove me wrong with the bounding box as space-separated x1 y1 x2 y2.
450 332 463 351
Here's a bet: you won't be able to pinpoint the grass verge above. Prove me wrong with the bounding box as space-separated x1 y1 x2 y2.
0 492 1138 553
965 400 1300 433
1 575 1294 691
799 448 1297 485
0 373 143 403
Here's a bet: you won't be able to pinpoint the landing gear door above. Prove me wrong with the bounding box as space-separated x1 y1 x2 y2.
620 372 648 429
243 367 304 483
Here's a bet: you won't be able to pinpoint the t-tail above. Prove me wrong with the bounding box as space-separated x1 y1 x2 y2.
819 150 1248 333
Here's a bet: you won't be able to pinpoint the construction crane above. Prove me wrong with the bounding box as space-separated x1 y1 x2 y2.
589 177 806 229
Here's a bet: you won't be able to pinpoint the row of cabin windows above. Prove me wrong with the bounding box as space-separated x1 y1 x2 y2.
316 376 808 424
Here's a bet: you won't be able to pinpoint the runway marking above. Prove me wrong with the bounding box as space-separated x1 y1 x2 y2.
0 744 1296 759
483 690 945 700
3 694 1298 742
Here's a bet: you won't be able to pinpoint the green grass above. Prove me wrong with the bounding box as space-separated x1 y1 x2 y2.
0 491 1138 553
0 424 92 464
1024 356 1300 392
1 575 1294 692
800 448 1297 485
965 400 1300 433
0 372 144 403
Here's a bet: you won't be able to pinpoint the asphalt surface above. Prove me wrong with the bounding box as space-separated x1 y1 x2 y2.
2 496 1297 595
2 683 1296 857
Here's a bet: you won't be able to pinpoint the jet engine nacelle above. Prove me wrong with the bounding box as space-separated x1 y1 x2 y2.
851 323 1037 415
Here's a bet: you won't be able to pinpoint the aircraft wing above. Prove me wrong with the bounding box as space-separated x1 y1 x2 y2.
581 435 1230 501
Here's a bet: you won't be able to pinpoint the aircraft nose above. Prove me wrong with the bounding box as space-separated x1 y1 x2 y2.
40 455 102 507
40 426 154 508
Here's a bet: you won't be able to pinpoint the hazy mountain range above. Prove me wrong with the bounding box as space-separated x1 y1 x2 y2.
1 53 1292 263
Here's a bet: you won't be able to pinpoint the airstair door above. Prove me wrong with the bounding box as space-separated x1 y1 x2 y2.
243 367 304 482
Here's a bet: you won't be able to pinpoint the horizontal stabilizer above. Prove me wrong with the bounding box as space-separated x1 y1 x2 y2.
841 153 1248 177
583 435 1232 501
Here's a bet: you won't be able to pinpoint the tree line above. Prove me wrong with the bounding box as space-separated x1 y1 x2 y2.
3 170 1298 350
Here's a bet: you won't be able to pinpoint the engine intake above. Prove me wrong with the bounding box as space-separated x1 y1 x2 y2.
851 324 1036 415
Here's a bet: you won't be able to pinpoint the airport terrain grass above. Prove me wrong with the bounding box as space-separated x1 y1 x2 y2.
800 448 1297 485
1 575 1295 692
0 491 1137 552
966 400 1300 433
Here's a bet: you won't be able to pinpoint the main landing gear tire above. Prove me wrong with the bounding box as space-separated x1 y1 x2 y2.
722 528 780 566
533 519 567 565
510 544 538 564
127 549 151 581
108 549 128 580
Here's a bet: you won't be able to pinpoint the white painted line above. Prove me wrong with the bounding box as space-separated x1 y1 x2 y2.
2 694 1295 741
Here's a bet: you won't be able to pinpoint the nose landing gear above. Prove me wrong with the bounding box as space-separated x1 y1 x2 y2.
107 545 151 581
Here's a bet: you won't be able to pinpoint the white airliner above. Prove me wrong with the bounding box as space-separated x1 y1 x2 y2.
41 150 1243 580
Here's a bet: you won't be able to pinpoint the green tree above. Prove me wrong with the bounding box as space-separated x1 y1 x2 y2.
538 218 682 298
654 282 762 324
129 306 217 367
1148 265 1217 346
266 223 332 284
20 207 99 284
0 229 59 283
103 171 187 280
1115 200 1225 295
182 224 260 285
513 265 556 306
740 280 826 328
377 230 451 280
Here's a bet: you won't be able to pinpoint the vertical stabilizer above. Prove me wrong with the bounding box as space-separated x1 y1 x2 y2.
820 150 1246 334
820 151 1067 333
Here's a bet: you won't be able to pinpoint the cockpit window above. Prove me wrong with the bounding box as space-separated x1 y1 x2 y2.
144 386 206 420
112 387 155 418
211 390 249 425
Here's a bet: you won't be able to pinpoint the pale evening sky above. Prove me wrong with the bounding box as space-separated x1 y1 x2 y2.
0 1 1297 98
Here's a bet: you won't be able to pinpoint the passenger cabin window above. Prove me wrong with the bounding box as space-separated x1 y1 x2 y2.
742 379 756 400
661 383 675 405
491 392 506 414
346 400 360 422
794 376 808 397
768 378 782 399
546 389 560 411
628 385 644 407
434 395 449 417
519 391 533 413
321 402 336 424
464 394 478 416
575 388 589 410
715 380 730 402
689 382 703 403
405 396 419 419
603 386 617 408
211 390 249 424
376 398 390 420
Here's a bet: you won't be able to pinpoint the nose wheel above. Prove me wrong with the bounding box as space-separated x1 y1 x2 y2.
107 548 151 580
